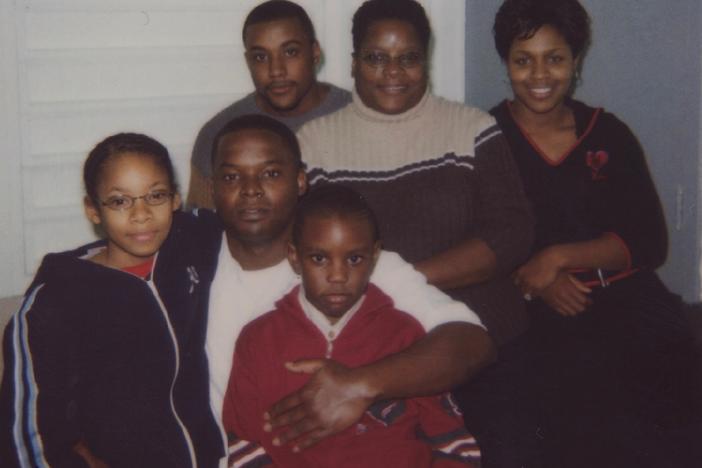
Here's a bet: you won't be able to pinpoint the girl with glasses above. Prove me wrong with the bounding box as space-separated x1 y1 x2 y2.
0 133 222 468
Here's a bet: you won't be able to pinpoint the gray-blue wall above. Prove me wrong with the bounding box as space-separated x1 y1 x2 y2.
465 0 702 301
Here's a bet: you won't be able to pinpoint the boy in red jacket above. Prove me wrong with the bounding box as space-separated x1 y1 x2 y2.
223 185 480 467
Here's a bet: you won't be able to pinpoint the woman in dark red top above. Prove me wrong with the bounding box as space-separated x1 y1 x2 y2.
490 0 701 467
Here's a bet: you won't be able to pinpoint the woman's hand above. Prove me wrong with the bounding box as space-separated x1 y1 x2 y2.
513 246 564 297
539 272 592 316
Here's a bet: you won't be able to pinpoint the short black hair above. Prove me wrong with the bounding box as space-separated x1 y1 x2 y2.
83 133 176 203
493 0 591 60
211 114 302 169
242 0 316 44
352 0 431 53
292 185 380 246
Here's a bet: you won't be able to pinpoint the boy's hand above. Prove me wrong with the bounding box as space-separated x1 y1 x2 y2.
264 359 373 451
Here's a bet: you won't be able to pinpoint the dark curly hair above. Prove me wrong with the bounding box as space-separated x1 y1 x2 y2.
243 0 316 44
293 185 380 246
493 0 591 60
84 133 176 203
352 0 431 53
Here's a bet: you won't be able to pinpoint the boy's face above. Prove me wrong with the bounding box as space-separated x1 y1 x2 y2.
244 17 321 115
211 128 306 245
289 214 380 323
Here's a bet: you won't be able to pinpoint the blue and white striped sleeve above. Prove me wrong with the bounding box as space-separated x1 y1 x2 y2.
0 284 85 468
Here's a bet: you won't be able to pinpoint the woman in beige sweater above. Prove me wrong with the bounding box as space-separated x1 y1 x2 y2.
296 1 539 467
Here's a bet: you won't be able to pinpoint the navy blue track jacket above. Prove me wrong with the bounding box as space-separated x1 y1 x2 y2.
0 211 223 467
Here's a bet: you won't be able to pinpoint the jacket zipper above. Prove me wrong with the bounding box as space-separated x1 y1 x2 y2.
146 265 198 468
325 331 335 358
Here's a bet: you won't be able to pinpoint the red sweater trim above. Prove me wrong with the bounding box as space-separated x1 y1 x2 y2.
574 268 639 288
507 101 602 166
604 231 633 270
121 257 155 279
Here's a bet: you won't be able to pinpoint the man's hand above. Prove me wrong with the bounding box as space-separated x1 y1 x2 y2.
539 272 592 316
263 323 493 452
264 359 374 451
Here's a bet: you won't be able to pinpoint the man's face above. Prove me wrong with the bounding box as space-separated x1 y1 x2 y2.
244 17 320 116
211 128 306 245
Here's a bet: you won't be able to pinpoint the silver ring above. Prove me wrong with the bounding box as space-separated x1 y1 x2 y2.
523 293 532 301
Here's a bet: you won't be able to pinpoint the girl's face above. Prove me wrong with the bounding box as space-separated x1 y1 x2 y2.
85 152 181 269
507 25 578 118
352 19 428 115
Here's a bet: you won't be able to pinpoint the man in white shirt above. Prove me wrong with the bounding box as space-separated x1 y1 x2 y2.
204 114 495 458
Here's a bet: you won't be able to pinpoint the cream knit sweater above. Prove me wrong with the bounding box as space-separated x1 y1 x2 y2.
298 89 497 173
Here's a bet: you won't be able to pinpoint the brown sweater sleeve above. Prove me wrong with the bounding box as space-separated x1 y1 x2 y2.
470 130 534 275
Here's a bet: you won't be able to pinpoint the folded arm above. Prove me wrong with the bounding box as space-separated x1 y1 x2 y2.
515 234 629 315
416 133 533 290
514 232 630 296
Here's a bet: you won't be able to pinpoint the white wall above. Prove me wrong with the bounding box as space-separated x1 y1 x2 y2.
0 0 465 297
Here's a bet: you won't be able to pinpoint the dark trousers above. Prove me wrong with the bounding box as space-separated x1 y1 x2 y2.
455 272 702 468
454 331 545 468
529 272 702 468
